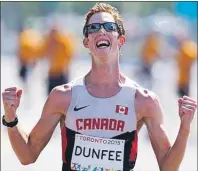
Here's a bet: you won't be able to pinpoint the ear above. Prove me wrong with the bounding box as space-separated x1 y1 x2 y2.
118 35 126 47
83 38 89 48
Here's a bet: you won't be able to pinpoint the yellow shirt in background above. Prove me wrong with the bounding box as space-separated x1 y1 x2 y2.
177 40 197 86
142 34 159 65
19 29 44 64
43 31 76 76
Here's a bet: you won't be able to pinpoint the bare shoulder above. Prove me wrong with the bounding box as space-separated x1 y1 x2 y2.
135 87 162 120
49 84 72 102
42 84 72 117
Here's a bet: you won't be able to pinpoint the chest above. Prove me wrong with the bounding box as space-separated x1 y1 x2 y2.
66 93 137 138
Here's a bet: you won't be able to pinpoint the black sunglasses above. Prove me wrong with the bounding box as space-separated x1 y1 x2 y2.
83 22 121 37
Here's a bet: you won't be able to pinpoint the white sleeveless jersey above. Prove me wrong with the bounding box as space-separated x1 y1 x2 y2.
61 76 139 171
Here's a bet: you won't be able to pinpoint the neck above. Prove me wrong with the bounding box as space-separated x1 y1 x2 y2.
87 56 124 86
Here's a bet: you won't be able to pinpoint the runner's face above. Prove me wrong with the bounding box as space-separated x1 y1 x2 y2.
84 12 124 61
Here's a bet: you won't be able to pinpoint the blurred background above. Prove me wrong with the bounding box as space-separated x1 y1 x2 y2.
1 2 197 171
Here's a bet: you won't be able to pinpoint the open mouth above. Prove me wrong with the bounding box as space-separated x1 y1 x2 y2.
96 40 110 49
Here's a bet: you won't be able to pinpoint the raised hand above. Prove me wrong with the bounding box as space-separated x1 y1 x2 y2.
178 96 197 130
2 87 23 122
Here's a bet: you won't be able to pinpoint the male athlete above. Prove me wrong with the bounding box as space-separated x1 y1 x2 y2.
2 3 197 171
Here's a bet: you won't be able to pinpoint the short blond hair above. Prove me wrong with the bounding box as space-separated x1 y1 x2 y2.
84 3 125 36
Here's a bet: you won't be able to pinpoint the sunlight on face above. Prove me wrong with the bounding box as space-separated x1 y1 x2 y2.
86 12 120 62
88 12 115 24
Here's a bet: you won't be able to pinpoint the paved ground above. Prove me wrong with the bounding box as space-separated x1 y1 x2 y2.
1 56 197 171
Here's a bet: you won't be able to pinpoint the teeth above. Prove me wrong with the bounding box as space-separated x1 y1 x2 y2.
97 40 109 46
96 40 110 47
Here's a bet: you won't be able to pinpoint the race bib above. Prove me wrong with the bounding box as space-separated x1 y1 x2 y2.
71 134 125 171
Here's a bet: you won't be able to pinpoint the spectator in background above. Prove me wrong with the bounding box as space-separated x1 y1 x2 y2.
42 23 76 95
139 31 160 89
17 25 44 89
175 36 197 97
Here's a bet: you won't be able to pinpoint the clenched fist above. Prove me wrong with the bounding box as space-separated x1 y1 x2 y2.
2 87 23 122
178 96 197 131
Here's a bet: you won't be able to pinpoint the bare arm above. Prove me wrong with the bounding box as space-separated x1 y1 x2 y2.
7 111 62 165
135 89 197 171
2 85 71 165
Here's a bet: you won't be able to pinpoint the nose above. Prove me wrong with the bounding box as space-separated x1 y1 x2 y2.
98 26 106 35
